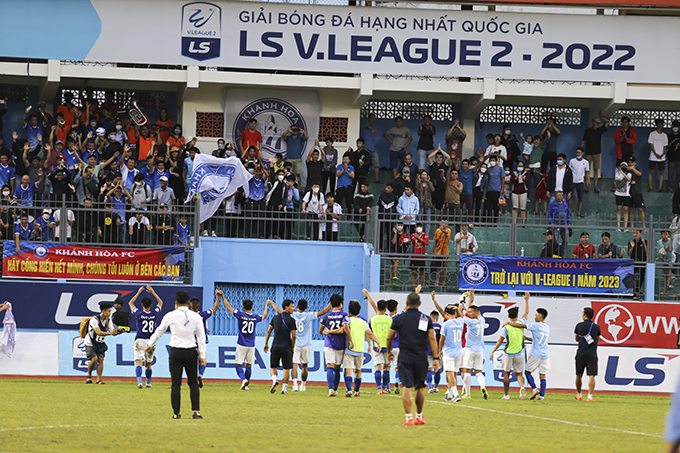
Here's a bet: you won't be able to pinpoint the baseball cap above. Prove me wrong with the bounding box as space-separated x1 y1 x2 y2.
55 140 64 145
43 208 52 214
402 167 410 174
159 202 168 208
57 154 66 161
159 175 168 182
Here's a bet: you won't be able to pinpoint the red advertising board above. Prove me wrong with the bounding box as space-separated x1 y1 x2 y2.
592 301 680 349
2 241 185 282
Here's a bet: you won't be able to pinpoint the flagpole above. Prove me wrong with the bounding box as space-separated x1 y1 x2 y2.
194 197 201 249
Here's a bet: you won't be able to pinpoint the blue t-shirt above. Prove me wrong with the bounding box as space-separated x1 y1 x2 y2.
234 310 263 347
175 223 190 246
35 215 55 241
291 311 318 348
459 168 474 196
153 169 169 191
140 166 156 191
14 183 36 207
24 123 43 149
133 307 161 340
321 311 349 350
500 318 527 357
83 149 99 164
486 165 504 192
364 126 376 151
285 134 305 159
441 318 464 358
527 322 551 360
183 157 194 185
64 149 80 168
0 164 15 187
427 322 442 356
248 176 265 201
15 223 35 240
464 315 485 352
336 164 354 188
198 309 213 343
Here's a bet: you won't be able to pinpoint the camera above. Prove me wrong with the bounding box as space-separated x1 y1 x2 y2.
117 326 130 333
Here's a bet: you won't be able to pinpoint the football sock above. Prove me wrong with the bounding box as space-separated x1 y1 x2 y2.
540 379 547 397
382 371 390 390
464 374 471 395
355 378 362 392
450 386 459 397
374 371 382 389
426 370 433 386
244 367 252 381
525 372 537 390
333 368 341 390
271 375 277 385
236 365 246 381
145 369 152 384
415 413 423 421
345 376 353 392
434 370 442 387
395 371 400 383
199 364 206 376
327 368 335 389
292 379 298 387
588 393 593 400
477 372 486 389
405 413 413 421
282 383 288 392
135 366 142 385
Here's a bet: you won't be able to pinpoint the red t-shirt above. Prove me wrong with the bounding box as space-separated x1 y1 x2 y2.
240 129 262 151
410 233 429 255
573 243 595 259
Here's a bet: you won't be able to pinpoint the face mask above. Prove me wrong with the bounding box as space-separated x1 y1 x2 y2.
2 191 9 196
557 160 564 166
489 161 497 167
504 129 511 135
115 124 123 131
90 121 96 128
43 214 50 220
517 167 524 172
248 168 254 173
415 227 423 233
218 143 225 149
312 187 319 193
108 135 116 141
480 168 487 174
577 155 583 160
174 129 181 135
277 175 284 182
136 181 143 186
505 170 510 176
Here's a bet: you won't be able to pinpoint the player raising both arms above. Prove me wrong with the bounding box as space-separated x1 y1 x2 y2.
363 289 393 394
461 289 488 399
490 292 529 400
191 294 220 388
439 302 465 402
219 291 274 390
129 285 164 388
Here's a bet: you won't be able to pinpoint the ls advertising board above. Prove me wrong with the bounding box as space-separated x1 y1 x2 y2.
0 0 680 83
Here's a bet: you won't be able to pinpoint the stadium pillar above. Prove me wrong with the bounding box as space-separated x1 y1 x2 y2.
645 263 655 302
352 73 373 108
192 247 203 288
461 78 496 158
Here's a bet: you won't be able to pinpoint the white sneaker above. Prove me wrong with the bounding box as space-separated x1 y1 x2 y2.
501 395 510 400
292 384 299 392
146 383 152 388
519 387 527 400
328 389 336 397
428 388 435 394
202 230 208 237
300 383 306 392
211 231 217 237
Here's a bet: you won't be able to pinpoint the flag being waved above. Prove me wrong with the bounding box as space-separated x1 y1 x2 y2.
186 155 252 223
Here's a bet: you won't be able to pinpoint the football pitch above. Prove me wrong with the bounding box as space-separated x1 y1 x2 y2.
0 379 668 452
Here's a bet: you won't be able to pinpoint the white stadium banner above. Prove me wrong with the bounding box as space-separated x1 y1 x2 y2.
2 0 680 83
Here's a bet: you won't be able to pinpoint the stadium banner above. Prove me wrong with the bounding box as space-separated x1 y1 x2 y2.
0 332 59 375
2 1 680 83
369 291 585 345
2 241 185 282
592 301 680 349
458 255 634 295
0 282 202 330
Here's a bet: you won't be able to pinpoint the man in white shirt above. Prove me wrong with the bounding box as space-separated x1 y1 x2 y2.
569 147 590 217
301 184 325 240
648 118 668 192
147 290 207 419
454 224 478 255
320 192 342 241
54 207 75 242
84 302 121 384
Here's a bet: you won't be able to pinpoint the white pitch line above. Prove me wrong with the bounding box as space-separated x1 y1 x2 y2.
390 395 662 438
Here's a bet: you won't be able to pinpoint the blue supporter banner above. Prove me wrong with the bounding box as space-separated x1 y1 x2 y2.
459 255 634 295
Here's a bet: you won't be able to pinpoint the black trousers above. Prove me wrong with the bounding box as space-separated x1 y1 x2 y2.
169 347 200 414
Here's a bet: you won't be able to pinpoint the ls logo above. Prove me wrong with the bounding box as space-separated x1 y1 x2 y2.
604 354 678 387
181 3 221 61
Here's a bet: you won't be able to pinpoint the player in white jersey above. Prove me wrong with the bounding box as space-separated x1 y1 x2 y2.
504 294 551 400
460 289 488 399
289 299 331 391
439 302 465 402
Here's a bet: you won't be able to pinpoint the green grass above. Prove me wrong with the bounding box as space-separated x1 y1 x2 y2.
0 379 668 452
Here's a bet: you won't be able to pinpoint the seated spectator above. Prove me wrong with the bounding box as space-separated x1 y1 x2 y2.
301 183 324 241
573 232 595 259
131 173 152 211
35 208 56 242
320 192 341 242
432 220 451 287
14 173 43 207
397 185 419 227
98 201 121 244
129 210 152 245
569 147 590 218
547 191 571 257
454 223 477 255
539 229 561 258
658 230 676 294
353 181 373 242
14 211 36 252
154 203 175 246
153 175 176 211
409 222 428 290
597 232 624 259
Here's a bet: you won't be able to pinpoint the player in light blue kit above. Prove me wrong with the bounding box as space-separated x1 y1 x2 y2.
219 290 274 390
439 303 465 402
504 293 551 400
461 289 488 399
290 299 331 392
191 293 220 388
129 285 164 388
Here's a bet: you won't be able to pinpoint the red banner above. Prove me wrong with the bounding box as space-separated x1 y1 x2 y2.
592 301 680 349
2 241 185 282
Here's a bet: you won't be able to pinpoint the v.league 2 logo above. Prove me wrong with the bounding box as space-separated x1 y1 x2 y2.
181 2 221 61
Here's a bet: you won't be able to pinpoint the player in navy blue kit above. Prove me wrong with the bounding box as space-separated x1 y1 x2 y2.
320 295 353 397
426 310 442 393
263 299 297 395
387 299 401 394
129 285 164 388
190 293 220 388
219 291 274 390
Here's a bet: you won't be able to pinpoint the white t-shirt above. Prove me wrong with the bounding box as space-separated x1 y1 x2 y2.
485 144 507 160
320 203 342 233
569 158 590 184
83 315 116 347
648 130 669 162
129 216 150 227
614 168 631 197
54 209 75 240
454 232 477 255
554 166 566 192
302 191 325 215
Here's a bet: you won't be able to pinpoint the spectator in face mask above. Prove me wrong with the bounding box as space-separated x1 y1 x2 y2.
301 183 325 241
547 153 573 204
409 222 428 290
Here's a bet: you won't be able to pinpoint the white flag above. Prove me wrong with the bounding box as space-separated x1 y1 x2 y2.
186 155 252 224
